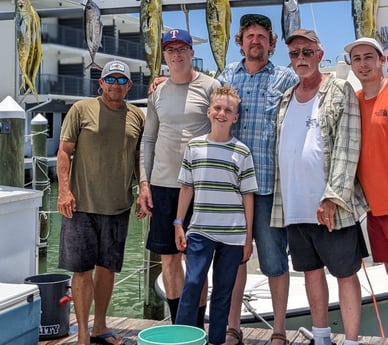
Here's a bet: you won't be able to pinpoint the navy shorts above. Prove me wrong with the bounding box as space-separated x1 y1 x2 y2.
146 185 193 255
59 210 130 273
287 222 369 278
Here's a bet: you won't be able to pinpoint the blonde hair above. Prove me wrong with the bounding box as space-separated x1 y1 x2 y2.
211 85 241 104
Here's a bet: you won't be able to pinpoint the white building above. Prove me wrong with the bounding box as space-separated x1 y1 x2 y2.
0 0 206 158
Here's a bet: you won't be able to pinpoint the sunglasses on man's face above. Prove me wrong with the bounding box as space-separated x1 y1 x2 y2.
288 48 320 59
103 76 129 85
240 14 272 31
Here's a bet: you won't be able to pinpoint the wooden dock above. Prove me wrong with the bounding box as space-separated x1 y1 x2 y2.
38 315 388 345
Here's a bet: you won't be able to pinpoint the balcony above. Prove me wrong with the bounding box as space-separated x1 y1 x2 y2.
22 22 203 101
30 74 148 101
41 22 145 60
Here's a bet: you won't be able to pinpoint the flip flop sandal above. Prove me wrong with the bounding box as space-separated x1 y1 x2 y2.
90 331 123 345
271 333 290 345
226 327 244 345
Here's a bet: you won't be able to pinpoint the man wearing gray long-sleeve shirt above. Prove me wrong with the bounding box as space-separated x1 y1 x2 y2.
138 29 220 325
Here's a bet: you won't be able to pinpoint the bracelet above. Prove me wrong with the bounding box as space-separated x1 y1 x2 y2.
173 218 184 226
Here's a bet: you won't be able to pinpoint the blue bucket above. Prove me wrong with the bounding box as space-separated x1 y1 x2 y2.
138 325 207 345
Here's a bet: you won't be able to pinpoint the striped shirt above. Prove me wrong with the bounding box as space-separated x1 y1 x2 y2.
271 74 368 230
178 135 258 245
218 60 298 194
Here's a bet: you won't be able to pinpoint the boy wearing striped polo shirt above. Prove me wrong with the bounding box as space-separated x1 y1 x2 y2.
174 85 258 345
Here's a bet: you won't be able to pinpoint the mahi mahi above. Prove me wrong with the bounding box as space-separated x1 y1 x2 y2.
140 0 162 83
352 0 379 38
84 0 103 70
281 0 301 41
15 0 42 101
206 0 231 78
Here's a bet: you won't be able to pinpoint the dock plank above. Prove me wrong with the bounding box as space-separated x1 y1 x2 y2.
38 316 388 345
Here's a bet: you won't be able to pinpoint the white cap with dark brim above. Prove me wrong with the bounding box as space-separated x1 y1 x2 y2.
344 37 384 56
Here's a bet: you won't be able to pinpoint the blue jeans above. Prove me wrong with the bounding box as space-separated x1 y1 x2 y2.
253 194 289 276
176 233 242 345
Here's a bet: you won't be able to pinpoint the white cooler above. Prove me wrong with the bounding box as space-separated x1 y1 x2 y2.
0 283 41 345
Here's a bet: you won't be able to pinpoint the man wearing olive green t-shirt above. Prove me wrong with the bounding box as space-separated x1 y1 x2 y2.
57 60 144 345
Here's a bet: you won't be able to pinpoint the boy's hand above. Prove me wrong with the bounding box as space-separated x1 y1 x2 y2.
174 225 187 251
242 241 253 263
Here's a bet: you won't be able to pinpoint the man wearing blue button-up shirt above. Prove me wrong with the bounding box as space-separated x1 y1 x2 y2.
218 14 298 345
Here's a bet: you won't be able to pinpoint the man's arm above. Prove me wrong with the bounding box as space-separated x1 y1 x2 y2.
57 141 76 218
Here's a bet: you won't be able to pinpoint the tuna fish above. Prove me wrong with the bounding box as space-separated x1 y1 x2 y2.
84 0 103 70
15 0 42 101
352 0 378 38
140 0 162 83
206 0 231 78
281 0 301 41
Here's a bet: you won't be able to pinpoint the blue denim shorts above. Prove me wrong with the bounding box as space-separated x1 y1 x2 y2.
59 210 130 273
253 194 289 277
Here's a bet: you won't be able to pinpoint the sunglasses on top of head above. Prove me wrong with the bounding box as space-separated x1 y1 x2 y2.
103 76 129 85
240 14 272 31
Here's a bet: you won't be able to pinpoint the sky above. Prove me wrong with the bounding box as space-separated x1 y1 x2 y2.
161 1 356 73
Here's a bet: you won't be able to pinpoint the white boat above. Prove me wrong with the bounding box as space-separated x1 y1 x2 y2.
154 217 388 337
155 257 388 337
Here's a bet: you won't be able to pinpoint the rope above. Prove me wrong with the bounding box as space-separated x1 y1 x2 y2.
39 210 50 241
242 298 273 329
361 259 385 337
32 156 51 192
25 128 49 139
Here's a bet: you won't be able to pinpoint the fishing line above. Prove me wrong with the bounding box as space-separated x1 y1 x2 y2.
310 3 318 35
181 4 190 34
361 259 385 338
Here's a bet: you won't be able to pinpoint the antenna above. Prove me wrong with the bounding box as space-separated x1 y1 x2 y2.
310 3 318 35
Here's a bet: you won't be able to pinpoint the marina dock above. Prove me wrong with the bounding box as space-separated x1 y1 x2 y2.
38 315 388 345
24 156 57 182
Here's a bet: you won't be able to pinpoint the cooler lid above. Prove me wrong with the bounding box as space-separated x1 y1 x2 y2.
0 283 40 310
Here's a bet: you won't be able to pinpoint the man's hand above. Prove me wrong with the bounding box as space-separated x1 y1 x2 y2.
148 76 167 94
138 181 153 216
57 190 76 218
135 199 147 220
317 199 337 231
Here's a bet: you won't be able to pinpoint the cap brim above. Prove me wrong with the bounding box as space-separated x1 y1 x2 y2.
162 40 192 49
344 41 383 55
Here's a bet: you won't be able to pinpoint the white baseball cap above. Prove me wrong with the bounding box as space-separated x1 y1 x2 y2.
344 37 384 56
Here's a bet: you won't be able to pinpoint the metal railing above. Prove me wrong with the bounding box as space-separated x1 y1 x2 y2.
25 74 148 100
27 23 203 100
41 23 145 60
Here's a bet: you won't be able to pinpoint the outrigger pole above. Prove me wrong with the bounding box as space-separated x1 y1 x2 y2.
0 0 347 20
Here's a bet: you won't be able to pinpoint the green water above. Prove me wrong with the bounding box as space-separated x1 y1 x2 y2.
41 181 146 318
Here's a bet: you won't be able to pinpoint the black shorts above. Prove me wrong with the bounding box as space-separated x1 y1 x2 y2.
146 185 193 255
59 210 130 273
287 222 369 278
